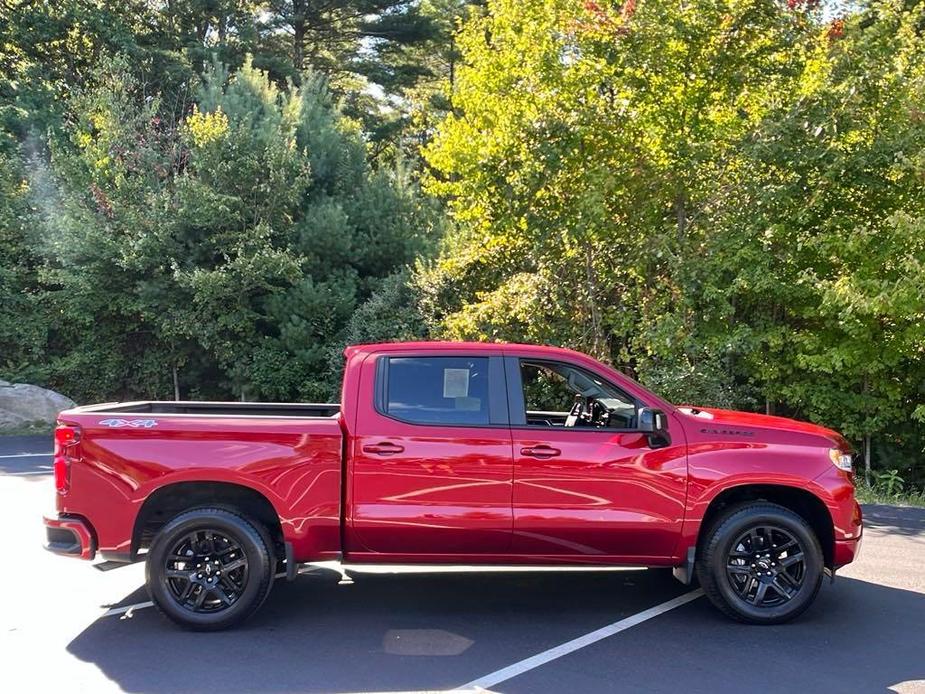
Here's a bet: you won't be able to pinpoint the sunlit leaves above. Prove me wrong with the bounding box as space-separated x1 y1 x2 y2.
422 0 925 481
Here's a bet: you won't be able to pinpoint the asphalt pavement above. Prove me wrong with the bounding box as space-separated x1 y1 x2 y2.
1 434 923 693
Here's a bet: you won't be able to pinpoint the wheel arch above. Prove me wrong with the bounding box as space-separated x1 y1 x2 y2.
697 484 835 569
132 481 284 560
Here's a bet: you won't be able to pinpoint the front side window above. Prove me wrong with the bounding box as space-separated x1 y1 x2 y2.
520 360 636 429
385 356 490 425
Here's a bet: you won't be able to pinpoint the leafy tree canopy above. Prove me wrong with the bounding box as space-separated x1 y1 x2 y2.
422 0 925 481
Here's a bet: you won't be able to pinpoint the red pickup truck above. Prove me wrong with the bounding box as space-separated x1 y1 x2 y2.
44 341 861 630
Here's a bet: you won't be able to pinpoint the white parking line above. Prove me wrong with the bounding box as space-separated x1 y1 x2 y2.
98 570 295 619
103 601 154 617
461 588 704 691
0 452 53 458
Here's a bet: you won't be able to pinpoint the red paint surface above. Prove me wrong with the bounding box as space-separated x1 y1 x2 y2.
46 341 861 572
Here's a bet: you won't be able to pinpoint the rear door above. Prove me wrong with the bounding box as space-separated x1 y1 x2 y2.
349 351 513 557
505 355 687 561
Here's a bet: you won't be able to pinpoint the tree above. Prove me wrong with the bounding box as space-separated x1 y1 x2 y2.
257 1 437 82
424 0 813 371
0 139 47 383
715 0 925 480
422 0 925 485
30 57 438 403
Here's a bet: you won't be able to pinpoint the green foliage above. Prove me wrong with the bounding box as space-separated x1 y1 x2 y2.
0 143 47 381
856 476 925 507
3 0 925 495
0 0 466 158
5 57 436 402
874 469 906 497
423 0 925 486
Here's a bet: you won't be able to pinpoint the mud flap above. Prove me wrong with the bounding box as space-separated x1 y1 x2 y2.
285 542 297 581
672 546 696 585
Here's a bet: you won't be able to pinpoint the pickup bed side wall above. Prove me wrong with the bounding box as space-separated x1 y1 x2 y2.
57 415 344 561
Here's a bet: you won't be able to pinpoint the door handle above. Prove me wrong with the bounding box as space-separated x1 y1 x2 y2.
520 445 561 459
363 442 405 456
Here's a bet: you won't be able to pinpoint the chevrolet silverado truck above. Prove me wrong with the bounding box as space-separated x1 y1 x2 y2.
44 341 862 630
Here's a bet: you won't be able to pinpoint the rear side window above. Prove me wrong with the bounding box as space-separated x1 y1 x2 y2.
384 357 491 425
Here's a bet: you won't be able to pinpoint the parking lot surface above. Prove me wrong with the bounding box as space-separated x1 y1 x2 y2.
2 435 924 693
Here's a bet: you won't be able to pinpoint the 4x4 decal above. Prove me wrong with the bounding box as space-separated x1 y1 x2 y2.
99 418 158 428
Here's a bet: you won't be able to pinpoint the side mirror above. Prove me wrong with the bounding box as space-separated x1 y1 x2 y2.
638 407 670 447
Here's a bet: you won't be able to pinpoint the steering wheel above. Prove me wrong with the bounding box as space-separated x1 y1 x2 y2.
565 395 611 428
584 397 612 428
565 394 585 428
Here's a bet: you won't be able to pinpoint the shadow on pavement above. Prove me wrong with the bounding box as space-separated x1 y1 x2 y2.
67 568 925 694
0 434 53 478
67 568 686 693
503 575 925 694
863 504 925 537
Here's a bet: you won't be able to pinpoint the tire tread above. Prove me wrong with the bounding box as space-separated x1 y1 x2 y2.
695 501 823 625
146 507 275 631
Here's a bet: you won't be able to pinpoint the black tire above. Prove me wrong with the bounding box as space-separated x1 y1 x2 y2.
696 502 824 625
145 507 275 631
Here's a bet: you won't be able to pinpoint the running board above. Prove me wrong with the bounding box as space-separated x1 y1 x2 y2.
294 561 651 585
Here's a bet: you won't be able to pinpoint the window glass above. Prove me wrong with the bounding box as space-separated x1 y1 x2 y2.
386 357 490 425
520 360 636 429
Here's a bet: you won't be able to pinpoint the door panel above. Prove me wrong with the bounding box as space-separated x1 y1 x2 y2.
505 355 688 561
349 353 514 556
512 427 688 559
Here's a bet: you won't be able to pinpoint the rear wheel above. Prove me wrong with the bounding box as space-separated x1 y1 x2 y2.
696 502 824 624
145 507 274 631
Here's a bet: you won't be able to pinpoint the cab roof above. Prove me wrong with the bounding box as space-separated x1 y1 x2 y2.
343 341 589 361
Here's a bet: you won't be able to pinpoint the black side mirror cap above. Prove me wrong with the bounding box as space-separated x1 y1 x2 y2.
638 407 666 433
638 407 671 447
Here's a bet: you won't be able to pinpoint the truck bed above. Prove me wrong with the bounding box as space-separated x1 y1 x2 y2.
70 400 340 418
56 401 345 562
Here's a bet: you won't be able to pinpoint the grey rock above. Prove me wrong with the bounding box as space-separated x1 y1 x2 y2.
0 382 77 431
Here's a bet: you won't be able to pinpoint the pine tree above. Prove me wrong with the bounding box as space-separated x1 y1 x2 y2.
35 57 438 402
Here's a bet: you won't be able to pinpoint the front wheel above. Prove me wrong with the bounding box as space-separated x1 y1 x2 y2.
145 507 275 631
696 502 824 624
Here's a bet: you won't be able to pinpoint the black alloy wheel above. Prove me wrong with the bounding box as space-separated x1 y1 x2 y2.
696 502 824 624
164 529 249 613
725 524 805 607
146 507 274 630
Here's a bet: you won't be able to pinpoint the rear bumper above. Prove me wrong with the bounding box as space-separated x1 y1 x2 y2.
43 514 96 560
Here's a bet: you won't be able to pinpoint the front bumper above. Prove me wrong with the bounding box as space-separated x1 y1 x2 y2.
833 499 863 568
834 534 862 568
43 514 96 560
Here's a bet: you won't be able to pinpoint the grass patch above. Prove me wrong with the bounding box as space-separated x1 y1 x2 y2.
0 422 55 436
855 480 925 508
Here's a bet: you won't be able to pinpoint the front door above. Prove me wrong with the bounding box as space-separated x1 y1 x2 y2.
349 352 513 557
506 356 688 561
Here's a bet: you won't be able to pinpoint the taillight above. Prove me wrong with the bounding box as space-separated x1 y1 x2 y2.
53 424 80 494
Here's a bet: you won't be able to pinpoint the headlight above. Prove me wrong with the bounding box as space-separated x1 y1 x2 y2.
829 448 853 472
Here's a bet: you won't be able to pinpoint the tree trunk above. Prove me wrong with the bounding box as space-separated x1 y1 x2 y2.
584 244 606 360
292 0 307 76
862 375 871 485
172 365 180 401
674 189 687 242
